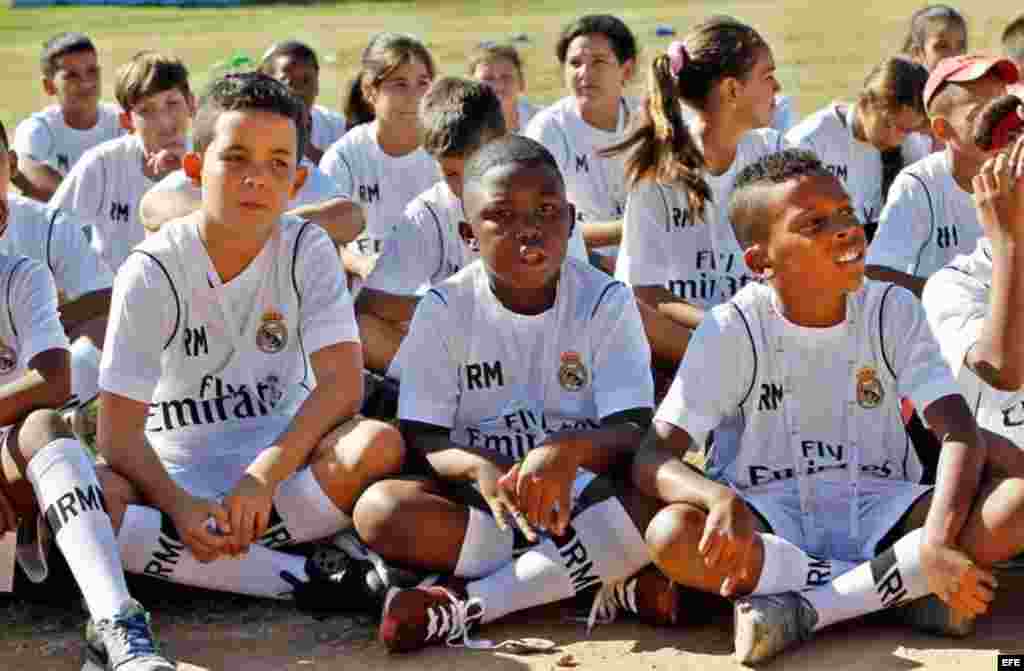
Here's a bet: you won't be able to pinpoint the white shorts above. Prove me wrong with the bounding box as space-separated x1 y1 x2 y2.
741 478 932 563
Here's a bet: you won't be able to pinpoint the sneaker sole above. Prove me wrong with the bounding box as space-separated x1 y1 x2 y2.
81 644 107 671
733 602 791 666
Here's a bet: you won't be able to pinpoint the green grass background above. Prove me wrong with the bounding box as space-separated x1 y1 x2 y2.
0 0 1018 135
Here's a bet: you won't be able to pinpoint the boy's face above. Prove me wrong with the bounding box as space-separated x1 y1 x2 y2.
474 58 524 105
124 88 195 156
195 109 306 231
747 173 866 298
933 74 1010 162
367 58 432 125
463 160 571 294
563 33 634 108
44 49 101 113
267 54 318 110
917 23 967 71
437 154 467 201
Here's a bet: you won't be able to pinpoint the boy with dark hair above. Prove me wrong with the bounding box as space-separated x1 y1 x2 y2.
867 55 1019 296
356 77 586 376
0 126 170 667
95 72 404 609
12 32 124 202
51 51 195 274
260 40 346 164
634 148 1024 665
356 135 675 653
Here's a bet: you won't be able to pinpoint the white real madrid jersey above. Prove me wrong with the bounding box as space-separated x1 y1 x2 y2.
0 254 69 390
13 103 125 176
99 215 358 466
656 281 959 496
525 97 635 255
148 158 343 212
309 105 347 152
319 120 438 256
923 239 1024 446
867 150 980 279
365 180 589 297
616 178 718 308
0 194 112 301
50 134 156 273
398 258 653 460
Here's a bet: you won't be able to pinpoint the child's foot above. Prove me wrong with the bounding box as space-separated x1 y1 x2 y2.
733 592 818 665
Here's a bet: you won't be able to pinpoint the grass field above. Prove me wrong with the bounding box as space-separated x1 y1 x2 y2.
0 0 1019 135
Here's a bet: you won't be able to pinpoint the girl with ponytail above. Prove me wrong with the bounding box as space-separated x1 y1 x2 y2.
607 16 783 371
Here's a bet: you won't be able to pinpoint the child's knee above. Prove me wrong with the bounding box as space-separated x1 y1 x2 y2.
342 419 405 477
16 409 74 463
352 480 405 546
645 502 706 563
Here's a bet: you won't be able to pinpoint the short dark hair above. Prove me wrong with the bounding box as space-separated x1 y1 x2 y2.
260 40 319 73
1004 14 1024 66
467 43 525 82
192 72 307 163
420 77 506 158
464 135 563 195
556 14 637 65
729 149 833 249
41 32 96 78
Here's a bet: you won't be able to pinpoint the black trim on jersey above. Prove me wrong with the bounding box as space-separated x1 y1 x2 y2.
732 304 759 407
335 152 356 195
904 172 934 276
133 251 180 351
591 281 623 319
878 283 898 380
422 200 447 280
6 257 31 340
45 207 61 275
292 220 313 388
600 407 654 430
427 287 448 306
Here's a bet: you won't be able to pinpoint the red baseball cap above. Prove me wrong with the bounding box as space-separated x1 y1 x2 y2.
923 55 1020 112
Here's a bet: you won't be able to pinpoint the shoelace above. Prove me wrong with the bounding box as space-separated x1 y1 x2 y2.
104 614 159 658
423 591 489 649
583 578 639 633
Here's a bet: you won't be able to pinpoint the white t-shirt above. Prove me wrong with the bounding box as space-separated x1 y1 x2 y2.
148 158 343 212
922 239 1024 445
365 180 589 297
13 103 124 176
513 99 540 134
50 134 156 274
525 96 635 256
398 258 653 459
319 120 438 256
0 255 69 396
867 150 980 279
0 194 112 302
99 215 357 466
656 281 958 543
615 178 718 307
310 105 347 152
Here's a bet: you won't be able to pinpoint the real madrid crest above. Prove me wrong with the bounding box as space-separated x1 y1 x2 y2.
256 310 288 354
0 341 15 375
856 366 884 409
558 351 589 392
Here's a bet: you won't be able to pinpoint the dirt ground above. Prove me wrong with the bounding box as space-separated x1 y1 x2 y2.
3 572 1021 671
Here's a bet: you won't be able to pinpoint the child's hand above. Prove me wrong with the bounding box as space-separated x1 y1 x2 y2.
168 494 231 563
476 460 535 542
701 490 758 597
500 442 580 537
145 147 186 180
920 541 997 618
974 134 1024 242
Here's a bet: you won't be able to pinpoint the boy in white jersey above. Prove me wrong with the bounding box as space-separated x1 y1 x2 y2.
357 77 589 377
95 73 404 613
867 54 1019 296
0 122 113 435
12 33 124 202
924 136 1024 456
260 41 346 164
51 51 195 274
526 14 638 271
0 203 171 666
356 136 677 653
634 149 1024 665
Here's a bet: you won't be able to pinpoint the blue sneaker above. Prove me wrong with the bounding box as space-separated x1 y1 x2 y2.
82 600 174 671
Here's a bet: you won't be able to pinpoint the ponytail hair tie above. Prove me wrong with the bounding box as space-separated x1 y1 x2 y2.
667 41 688 77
